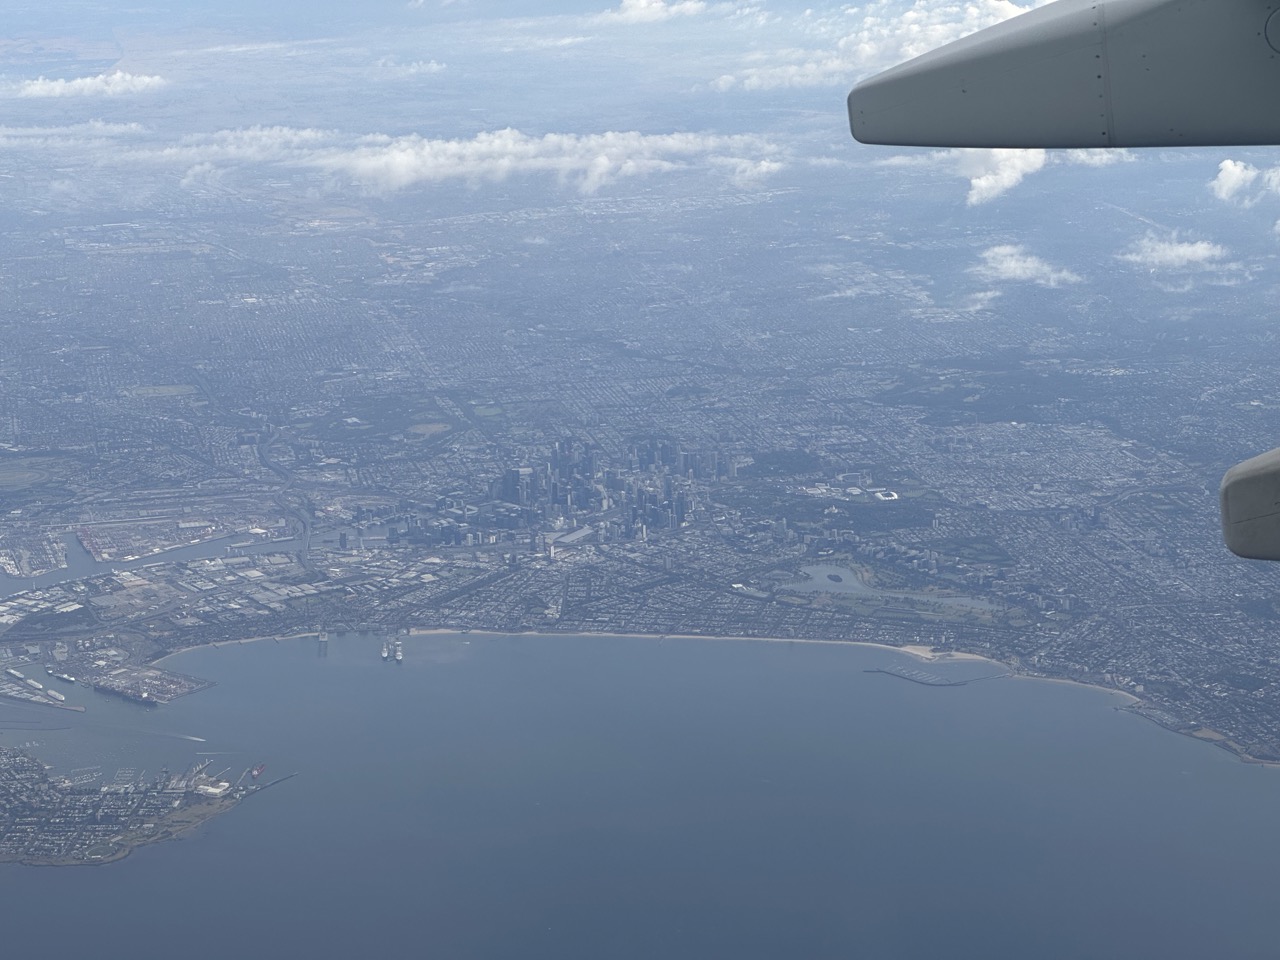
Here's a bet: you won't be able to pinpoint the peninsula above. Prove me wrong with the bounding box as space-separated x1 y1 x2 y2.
0 747 285 866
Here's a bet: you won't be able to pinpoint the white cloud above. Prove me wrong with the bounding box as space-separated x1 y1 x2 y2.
718 51 853 91
133 126 783 195
15 71 167 97
501 36 593 51
1263 168 1280 195
1063 148 1132 168
1204 157 1280 209
714 0 1052 91
1210 159 1260 204
182 39 336 57
711 155 785 186
308 128 782 193
179 162 223 190
1118 232 1228 271
953 148 1045 205
0 120 147 152
375 57 446 77
0 120 143 138
972 245 1080 287
878 142 1130 205
156 126 336 166
874 147 1042 203
598 0 708 24
962 289 1002 311
842 0 1043 64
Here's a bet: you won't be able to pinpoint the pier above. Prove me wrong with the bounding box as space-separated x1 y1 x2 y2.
866 666 1007 688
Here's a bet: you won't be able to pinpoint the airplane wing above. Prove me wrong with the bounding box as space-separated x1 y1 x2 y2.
847 0 1280 559
849 0 1280 149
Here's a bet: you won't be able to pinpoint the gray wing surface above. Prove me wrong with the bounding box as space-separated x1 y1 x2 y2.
848 0 1280 148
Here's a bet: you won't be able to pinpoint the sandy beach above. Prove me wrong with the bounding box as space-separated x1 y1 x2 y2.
153 631 318 665
409 626 1000 665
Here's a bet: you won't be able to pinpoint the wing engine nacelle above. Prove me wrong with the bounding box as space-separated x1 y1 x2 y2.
1221 450 1280 561
848 0 1280 148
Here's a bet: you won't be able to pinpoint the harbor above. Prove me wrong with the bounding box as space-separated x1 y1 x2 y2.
1 654 214 712
0 668 86 712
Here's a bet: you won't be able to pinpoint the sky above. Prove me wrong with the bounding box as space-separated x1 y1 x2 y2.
3 0 1280 293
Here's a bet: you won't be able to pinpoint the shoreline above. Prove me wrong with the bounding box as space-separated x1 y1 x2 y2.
1006 671 1141 707
410 626 995 664
407 628 1245 757
154 625 1267 766
152 631 318 666
0 794 239 869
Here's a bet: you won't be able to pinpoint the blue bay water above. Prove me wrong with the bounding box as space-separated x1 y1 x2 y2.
2 633 1279 959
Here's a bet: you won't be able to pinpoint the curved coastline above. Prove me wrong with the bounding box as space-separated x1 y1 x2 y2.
152 626 1278 767
152 631 319 665
407 628 1264 765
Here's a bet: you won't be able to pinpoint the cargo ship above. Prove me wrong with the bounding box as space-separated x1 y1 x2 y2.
5 668 25 680
394 640 403 663
24 678 43 691
381 640 390 661
45 689 66 703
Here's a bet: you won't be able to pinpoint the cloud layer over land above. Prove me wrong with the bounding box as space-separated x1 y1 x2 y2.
973 244 1080 287
311 128 781 192
15 71 167 97
144 126 784 194
1118 233 1228 271
597 0 710 23
712 0 1052 91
